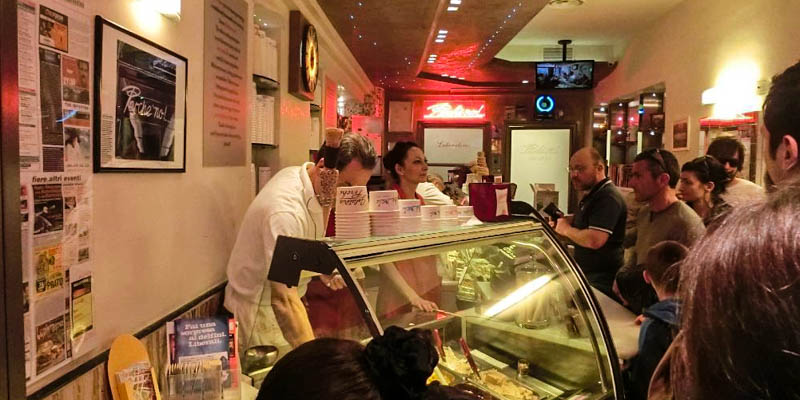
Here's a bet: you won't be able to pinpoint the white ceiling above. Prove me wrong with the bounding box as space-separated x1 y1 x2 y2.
497 0 686 60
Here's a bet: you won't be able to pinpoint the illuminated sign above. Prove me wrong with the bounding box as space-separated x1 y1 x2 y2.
423 101 486 120
535 95 555 113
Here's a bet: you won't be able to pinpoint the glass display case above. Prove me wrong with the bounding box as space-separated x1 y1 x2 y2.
268 220 622 399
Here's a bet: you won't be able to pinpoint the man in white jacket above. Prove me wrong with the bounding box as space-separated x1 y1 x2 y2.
224 134 376 352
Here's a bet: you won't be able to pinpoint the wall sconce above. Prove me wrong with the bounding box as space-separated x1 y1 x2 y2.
137 0 181 21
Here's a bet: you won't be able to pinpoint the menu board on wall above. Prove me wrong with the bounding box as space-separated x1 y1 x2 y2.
423 128 484 165
509 128 571 211
203 0 248 166
16 0 96 386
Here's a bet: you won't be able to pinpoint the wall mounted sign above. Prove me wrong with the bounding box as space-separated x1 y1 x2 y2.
203 0 248 166
288 11 318 101
93 17 187 172
423 101 486 120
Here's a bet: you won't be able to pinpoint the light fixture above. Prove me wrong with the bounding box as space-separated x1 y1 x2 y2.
522 80 529 84
483 275 553 317
437 34 447 39
138 0 181 20
447 6 458 11
450 0 462 4
442 74 449 77
439 29 448 34
547 0 584 9
600 107 606 112
435 39 444 43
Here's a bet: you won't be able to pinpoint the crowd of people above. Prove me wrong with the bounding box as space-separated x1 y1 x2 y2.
230 60 800 399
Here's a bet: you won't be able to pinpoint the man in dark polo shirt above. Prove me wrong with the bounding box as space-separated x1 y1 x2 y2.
554 147 627 297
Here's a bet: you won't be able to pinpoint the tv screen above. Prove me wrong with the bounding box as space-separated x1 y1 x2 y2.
535 61 594 89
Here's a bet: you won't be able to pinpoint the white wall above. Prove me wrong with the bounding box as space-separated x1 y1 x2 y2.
256 0 373 170
27 0 371 392
594 0 800 165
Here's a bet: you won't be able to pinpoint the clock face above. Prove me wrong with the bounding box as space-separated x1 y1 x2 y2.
302 24 319 93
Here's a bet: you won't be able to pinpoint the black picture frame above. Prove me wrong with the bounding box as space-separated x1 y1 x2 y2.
93 16 188 172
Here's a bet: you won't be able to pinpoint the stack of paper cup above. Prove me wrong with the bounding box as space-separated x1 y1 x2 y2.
370 190 400 236
420 205 441 232
335 186 370 239
440 205 459 229
457 206 474 225
398 199 422 233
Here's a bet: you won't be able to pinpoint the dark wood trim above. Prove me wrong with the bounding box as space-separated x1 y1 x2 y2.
503 121 581 213
0 0 26 397
27 281 228 400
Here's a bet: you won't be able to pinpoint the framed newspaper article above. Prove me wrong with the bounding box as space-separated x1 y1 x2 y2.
93 16 187 172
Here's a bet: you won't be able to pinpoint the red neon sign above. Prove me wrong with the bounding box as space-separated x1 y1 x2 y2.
423 101 486 120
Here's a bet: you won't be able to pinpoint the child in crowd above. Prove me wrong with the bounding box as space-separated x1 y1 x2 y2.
624 240 687 400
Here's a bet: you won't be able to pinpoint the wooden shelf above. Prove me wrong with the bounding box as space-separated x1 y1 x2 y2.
253 74 279 91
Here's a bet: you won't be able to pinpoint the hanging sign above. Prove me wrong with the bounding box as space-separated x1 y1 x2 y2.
423 101 486 120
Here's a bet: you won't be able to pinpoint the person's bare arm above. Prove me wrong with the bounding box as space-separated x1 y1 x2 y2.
555 217 611 249
270 281 314 348
380 263 437 312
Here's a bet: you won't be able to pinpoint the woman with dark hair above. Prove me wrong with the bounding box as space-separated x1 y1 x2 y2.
377 142 441 317
257 326 480 400
677 155 731 226
648 180 800 399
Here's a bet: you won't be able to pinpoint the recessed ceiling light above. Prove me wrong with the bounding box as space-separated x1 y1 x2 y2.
522 80 529 83
450 0 461 4
428 60 435 63
447 6 458 11
349 14 354 20
548 0 584 9
437 34 447 39
438 29 448 34
435 39 444 43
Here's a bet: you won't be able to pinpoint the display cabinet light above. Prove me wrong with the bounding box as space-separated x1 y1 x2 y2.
138 0 181 20
484 275 553 317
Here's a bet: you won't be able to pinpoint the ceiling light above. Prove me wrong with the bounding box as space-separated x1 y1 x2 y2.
428 60 435 63
459 77 465 80
522 80 529 83
600 107 606 112
439 29 448 34
548 0 584 9
349 14 354 19
447 6 458 11
437 34 447 39
450 0 461 4
435 39 444 43
442 74 449 77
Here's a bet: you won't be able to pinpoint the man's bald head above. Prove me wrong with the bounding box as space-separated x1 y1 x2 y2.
569 147 606 191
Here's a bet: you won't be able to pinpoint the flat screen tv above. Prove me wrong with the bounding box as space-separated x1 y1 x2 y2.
535 60 594 89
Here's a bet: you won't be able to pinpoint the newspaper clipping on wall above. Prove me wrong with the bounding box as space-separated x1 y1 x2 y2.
17 0 96 385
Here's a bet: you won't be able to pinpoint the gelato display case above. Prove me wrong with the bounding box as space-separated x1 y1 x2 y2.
268 219 623 399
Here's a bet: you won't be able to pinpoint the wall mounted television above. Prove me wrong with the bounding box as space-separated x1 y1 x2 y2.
535 60 595 89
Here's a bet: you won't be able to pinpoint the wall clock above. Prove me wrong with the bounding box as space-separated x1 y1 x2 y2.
289 11 318 101
302 24 318 93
